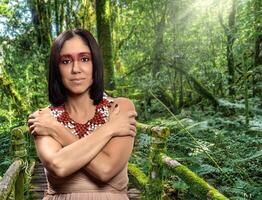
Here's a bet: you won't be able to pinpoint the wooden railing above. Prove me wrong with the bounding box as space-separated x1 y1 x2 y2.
0 126 35 200
128 122 229 200
0 124 228 200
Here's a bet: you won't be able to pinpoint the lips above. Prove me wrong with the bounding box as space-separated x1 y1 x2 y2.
70 78 85 84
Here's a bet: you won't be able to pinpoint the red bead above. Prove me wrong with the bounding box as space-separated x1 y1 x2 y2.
49 97 112 138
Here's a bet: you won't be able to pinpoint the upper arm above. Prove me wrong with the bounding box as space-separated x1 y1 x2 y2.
34 135 62 173
102 97 136 163
86 97 136 180
102 134 135 171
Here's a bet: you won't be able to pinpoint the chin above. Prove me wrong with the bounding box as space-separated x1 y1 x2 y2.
68 86 91 95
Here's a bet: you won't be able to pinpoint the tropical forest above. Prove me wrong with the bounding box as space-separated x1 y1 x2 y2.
0 0 261 199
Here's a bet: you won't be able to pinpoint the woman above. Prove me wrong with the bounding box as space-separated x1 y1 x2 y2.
28 29 137 200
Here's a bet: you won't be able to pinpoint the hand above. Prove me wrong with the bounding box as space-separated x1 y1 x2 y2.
28 108 58 137
107 104 137 137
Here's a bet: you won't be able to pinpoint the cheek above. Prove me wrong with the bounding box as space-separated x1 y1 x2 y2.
85 65 93 76
59 67 70 82
59 65 68 75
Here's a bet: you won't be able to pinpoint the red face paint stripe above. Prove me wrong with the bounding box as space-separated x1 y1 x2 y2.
59 52 92 62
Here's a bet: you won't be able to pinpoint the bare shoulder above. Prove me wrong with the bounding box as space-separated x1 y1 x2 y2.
40 106 52 112
108 97 136 111
29 106 50 114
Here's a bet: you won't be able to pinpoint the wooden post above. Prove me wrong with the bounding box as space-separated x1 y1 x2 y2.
146 126 170 199
11 126 27 200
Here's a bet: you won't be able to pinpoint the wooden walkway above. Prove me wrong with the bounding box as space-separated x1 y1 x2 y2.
29 162 48 199
29 162 141 199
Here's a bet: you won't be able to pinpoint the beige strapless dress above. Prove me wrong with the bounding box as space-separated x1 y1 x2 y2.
43 164 129 200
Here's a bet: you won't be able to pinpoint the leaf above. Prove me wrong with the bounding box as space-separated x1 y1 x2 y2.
195 164 219 175
233 150 262 163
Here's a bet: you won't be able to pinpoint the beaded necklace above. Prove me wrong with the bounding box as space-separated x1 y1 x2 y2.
50 95 114 138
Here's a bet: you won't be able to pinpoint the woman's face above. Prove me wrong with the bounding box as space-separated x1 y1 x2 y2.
59 35 93 96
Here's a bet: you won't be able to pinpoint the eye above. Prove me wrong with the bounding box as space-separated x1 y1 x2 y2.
81 57 90 62
61 59 71 65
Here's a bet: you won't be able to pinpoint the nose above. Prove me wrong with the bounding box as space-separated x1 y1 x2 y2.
72 60 81 74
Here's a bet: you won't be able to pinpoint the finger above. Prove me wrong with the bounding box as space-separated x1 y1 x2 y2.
129 129 136 137
28 119 37 128
29 124 36 133
29 123 39 132
128 111 137 118
28 118 37 124
33 127 39 135
29 111 39 119
28 121 33 127
28 114 35 119
130 125 137 133
130 119 136 126
31 129 36 136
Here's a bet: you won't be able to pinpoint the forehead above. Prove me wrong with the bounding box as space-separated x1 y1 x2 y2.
60 35 91 55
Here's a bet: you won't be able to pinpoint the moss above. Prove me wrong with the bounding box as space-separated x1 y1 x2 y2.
145 128 168 199
151 126 170 139
0 76 28 114
96 0 115 89
136 122 170 139
11 126 28 160
208 189 229 200
0 160 23 200
174 165 211 196
162 155 229 200
128 163 148 188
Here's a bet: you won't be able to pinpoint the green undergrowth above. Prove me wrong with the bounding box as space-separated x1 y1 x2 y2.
0 131 12 177
130 97 262 199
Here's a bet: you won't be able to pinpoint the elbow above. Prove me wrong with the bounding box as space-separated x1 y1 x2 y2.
97 165 114 182
47 159 68 178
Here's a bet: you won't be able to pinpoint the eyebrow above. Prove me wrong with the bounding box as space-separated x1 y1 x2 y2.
60 52 91 57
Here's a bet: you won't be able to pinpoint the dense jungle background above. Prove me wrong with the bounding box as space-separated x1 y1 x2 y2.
0 0 262 199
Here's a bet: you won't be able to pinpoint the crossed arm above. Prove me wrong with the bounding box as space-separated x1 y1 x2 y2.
28 98 137 182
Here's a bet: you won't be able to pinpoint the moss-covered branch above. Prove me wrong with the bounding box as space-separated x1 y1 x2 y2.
128 163 148 191
161 154 228 200
136 122 170 139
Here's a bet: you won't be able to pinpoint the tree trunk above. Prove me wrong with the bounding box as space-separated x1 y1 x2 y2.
151 12 166 78
80 0 95 30
27 0 52 48
253 0 262 104
227 0 236 96
179 73 184 108
170 64 219 107
96 0 115 89
65 0 70 29
151 2 167 78
219 0 236 96
54 0 59 36
27 0 41 46
171 71 178 114
59 0 65 33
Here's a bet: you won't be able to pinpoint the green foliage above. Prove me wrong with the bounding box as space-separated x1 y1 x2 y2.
0 133 12 177
1 0 262 199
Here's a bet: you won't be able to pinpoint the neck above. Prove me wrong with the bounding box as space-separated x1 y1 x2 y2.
65 92 94 115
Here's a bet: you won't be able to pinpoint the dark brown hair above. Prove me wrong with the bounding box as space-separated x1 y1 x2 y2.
48 29 104 106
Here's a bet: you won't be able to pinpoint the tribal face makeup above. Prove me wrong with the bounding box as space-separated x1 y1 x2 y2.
59 52 92 66
58 36 93 95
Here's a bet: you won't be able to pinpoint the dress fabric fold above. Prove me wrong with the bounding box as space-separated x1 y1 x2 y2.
42 164 129 200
